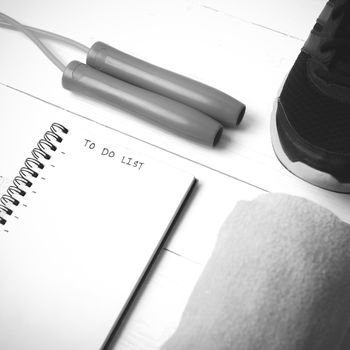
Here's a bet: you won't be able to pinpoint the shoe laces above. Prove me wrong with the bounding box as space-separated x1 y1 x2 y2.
318 1 350 86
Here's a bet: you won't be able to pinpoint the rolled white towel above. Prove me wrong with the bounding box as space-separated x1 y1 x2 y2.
161 193 350 350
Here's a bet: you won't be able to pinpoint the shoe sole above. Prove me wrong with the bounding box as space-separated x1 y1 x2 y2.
270 97 350 193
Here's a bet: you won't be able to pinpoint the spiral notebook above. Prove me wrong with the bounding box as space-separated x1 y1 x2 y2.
0 89 196 350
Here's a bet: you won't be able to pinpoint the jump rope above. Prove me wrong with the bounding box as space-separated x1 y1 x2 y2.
0 13 245 146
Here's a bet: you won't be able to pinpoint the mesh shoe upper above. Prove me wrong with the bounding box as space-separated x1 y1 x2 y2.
280 51 350 154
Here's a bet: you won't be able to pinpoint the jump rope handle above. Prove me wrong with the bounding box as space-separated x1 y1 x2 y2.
62 61 223 146
0 13 245 146
87 42 246 127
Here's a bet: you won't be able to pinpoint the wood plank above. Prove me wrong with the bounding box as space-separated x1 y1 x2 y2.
200 0 325 40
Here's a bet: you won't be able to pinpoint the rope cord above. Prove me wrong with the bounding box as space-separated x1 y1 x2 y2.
0 20 89 53
0 13 88 71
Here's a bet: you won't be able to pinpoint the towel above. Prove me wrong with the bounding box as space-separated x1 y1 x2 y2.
161 193 350 350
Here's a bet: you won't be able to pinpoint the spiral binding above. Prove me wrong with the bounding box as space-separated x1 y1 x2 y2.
0 123 68 226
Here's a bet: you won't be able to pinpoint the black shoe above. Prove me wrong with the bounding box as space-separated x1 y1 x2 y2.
271 0 350 193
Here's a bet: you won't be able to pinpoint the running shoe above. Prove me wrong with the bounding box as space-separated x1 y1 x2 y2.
271 0 350 193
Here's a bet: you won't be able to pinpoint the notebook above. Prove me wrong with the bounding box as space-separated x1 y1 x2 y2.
0 86 196 350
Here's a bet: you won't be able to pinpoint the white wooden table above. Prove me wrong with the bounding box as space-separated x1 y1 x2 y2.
1 0 349 348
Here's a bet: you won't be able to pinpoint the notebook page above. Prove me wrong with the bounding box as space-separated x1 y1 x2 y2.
0 121 195 350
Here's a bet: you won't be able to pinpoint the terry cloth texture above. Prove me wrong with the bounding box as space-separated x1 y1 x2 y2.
161 193 350 350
